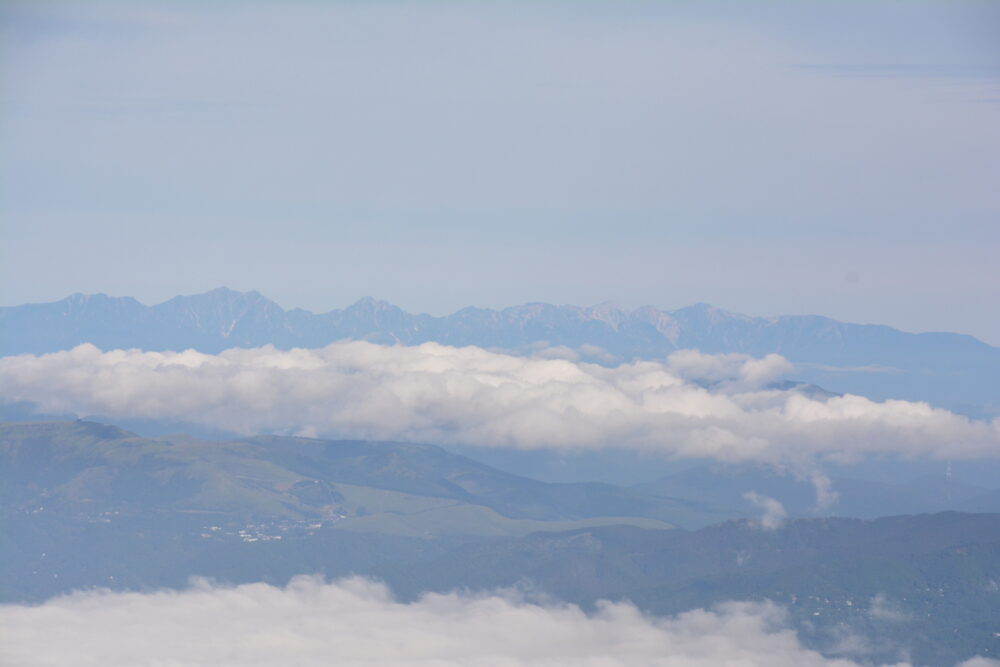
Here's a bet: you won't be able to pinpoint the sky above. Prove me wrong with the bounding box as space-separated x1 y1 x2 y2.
1 1 999 343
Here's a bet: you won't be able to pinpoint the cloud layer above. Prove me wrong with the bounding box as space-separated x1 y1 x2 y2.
0 576 919 667
1 342 998 463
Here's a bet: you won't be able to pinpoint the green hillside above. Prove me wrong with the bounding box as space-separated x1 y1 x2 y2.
4 420 999 665
0 420 713 530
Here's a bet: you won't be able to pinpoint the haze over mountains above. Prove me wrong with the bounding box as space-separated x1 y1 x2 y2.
5 0 997 663
3 421 999 665
3 287 999 416
4 293 1000 665
4 289 1000 666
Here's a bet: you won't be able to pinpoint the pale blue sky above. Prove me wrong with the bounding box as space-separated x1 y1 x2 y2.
2 1 998 342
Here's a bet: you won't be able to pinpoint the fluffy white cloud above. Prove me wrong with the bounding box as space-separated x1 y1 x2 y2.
743 491 787 531
666 350 793 387
1 342 998 463
0 576 906 667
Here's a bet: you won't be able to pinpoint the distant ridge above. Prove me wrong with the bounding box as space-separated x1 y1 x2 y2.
1 288 998 413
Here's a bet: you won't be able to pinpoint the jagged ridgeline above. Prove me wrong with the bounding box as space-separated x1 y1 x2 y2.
2 288 998 414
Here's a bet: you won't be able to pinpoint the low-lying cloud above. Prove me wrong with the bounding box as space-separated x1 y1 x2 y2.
744 491 788 531
0 575 938 667
1 342 998 463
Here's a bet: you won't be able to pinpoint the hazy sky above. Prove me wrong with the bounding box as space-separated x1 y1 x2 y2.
2 1 998 342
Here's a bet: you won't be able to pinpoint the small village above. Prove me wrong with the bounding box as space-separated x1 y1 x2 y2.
199 514 348 543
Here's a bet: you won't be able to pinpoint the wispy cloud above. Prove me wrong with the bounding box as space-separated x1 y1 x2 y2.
743 491 788 530
868 593 912 624
796 64 1000 80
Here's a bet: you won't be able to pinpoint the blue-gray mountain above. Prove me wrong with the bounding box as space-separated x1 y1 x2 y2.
2 287 998 415
4 421 998 665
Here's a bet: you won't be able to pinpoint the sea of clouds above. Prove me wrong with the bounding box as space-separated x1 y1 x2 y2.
1 342 998 464
7 575 998 667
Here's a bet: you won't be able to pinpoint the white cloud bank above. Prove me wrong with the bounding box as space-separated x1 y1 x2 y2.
0 576 940 667
1 342 998 463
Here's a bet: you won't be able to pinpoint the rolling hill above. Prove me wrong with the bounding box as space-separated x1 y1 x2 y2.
3 420 1000 664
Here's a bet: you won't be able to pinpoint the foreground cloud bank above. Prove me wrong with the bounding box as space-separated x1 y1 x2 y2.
1 342 998 462
0 576 955 667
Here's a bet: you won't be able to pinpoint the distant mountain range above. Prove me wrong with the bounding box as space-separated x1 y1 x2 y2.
2 287 999 414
